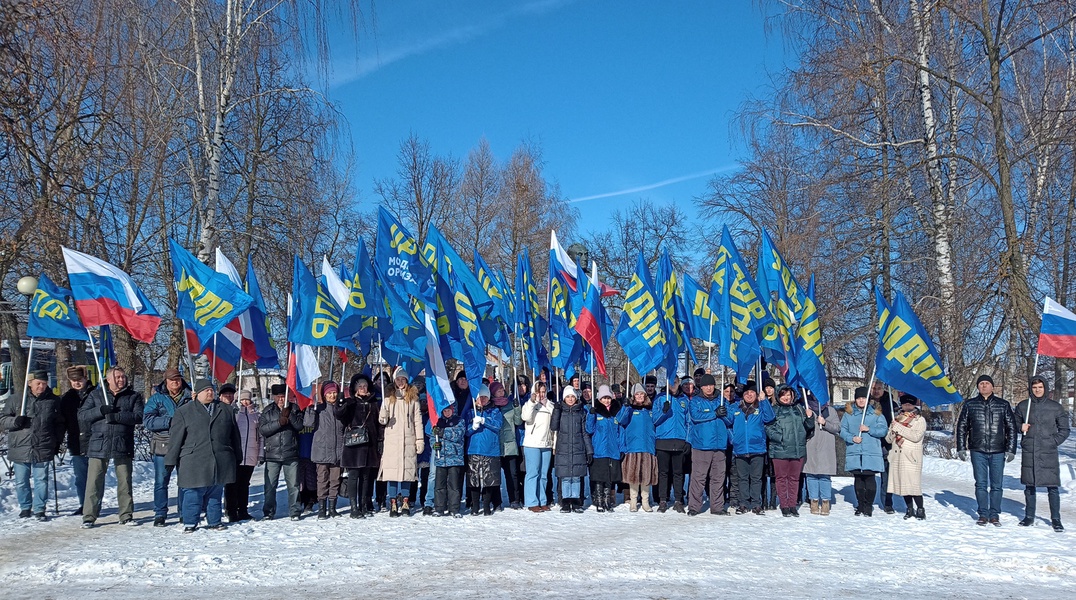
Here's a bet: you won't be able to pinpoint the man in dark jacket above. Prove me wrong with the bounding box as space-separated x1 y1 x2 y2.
955 374 1017 526
165 379 242 532
1015 375 1071 532
78 366 144 528
259 383 304 520
143 367 191 527
1 370 65 520
59 365 95 515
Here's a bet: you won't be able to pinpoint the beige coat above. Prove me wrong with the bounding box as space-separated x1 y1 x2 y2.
885 413 926 496
377 387 424 482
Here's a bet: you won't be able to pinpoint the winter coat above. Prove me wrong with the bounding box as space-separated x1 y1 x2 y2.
78 385 144 460
839 404 888 473
377 389 424 482
164 400 241 488
258 402 304 462
429 413 465 468
304 400 346 466
143 386 192 456
498 401 522 456
1015 396 1071 487
765 402 814 460
729 400 775 456
59 383 95 456
463 403 504 457
551 401 592 478
656 393 691 442
334 395 381 470
621 401 668 455
885 411 926 495
804 405 841 475
521 397 555 449
586 400 633 460
1 388 65 463
956 394 1017 454
688 394 731 451
235 405 262 467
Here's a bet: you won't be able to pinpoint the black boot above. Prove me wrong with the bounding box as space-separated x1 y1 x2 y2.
916 507 925 521
904 508 915 520
317 500 328 520
328 498 340 518
595 484 606 513
606 487 617 513
572 498 585 514
560 499 571 513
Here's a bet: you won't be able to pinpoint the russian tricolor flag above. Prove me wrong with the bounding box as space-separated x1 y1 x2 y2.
1038 298 1076 359
62 247 161 344
286 342 321 410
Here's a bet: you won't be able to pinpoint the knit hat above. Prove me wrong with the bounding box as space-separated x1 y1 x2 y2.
477 384 491 399
762 377 776 390
270 383 287 396
193 379 215 395
680 376 695 386
489 381 505 397
742 380 758 393
562 385 577 400
697 373 716 388
455 369 467 382
610 383 622 395
393 366 409 382
854 386 869 400
597 384 614 399
321 382 339 396
631 383 645 396
239 390 252 401
66 365 87 381
976 374 994 386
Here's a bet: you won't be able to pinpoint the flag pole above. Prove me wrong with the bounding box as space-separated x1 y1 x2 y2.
85 327 112 407
237 358 244 398
860 365 878 430
378 334 386 401
19 338 34 416
211 333 218 382
1027 353 1040 423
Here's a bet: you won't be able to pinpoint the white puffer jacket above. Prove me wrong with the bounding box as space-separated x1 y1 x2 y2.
521 398 554 449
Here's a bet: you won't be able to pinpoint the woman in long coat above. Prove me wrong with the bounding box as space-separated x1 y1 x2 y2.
335 374 381 518
551 386 592 513
839 386 888 517
377 367 424 517
885 394 927 520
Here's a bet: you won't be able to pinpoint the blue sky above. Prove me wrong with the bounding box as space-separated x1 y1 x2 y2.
327 0 789 229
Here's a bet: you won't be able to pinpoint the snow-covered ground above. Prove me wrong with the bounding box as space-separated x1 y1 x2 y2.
1 440 1073 599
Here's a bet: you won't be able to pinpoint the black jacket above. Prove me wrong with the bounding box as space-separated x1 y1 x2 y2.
955 394 1017 454
165 400 242 488
77 385 144 460
1015 396 1071 487
1 388 65 463
59 383 96 456
334 396 381 469
258 402 303 461
550 401 592 478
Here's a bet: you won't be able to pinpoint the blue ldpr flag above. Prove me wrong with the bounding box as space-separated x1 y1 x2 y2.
288 255 342 347
656 249 695 374
547 250 580 371
614 252 666 375
169 238 253 351
709 226 768 382
681 273 718 344
376 206 435 307
756 230 800 384
792 274 830 405
28 273 89 341
515 248 545 372
337 237 389 347
874 289 962 406
434 234 487 396
244 256 279 368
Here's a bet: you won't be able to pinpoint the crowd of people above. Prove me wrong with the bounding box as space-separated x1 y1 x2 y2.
0 364 1070 533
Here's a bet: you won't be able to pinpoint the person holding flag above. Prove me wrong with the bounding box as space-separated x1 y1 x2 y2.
587 385 633 513
59 366 96 516
839 387 888 517
1015 376 1070 532
1 370 65 521
259 384 304 520
462 385 505 517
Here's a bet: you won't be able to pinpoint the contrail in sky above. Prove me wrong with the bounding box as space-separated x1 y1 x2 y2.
568 164 740 203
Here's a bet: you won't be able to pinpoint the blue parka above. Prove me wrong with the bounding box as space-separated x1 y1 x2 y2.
621 401 670 454
586 400 633 459
462 403 504 457
655 393 690 442
428 412 465 468
688 394 732 451
839 404 888 472
729 400 775 456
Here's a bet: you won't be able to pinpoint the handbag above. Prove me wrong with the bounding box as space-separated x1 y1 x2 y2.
344 403 369 447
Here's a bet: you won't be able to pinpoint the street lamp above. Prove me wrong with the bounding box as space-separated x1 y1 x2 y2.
17 275 38 299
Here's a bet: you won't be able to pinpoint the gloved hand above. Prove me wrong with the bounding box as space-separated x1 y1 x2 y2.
715 404 728 418
957 451 967 462
100 404 120 417
12 415 31 430
513 398 520 408
586 454 593 465
472 416 483 430
1005 452 1015 463
432 426 443 437
663 401 671 413
279 414 290 426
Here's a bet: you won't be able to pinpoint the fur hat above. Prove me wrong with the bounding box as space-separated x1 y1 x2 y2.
66 365 87 381
643 375 658 385
270 383 287 396
854 386 869 399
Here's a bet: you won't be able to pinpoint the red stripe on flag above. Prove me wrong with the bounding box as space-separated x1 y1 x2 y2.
575 308 607 375
1037 333 1076 359
74 297 161 343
